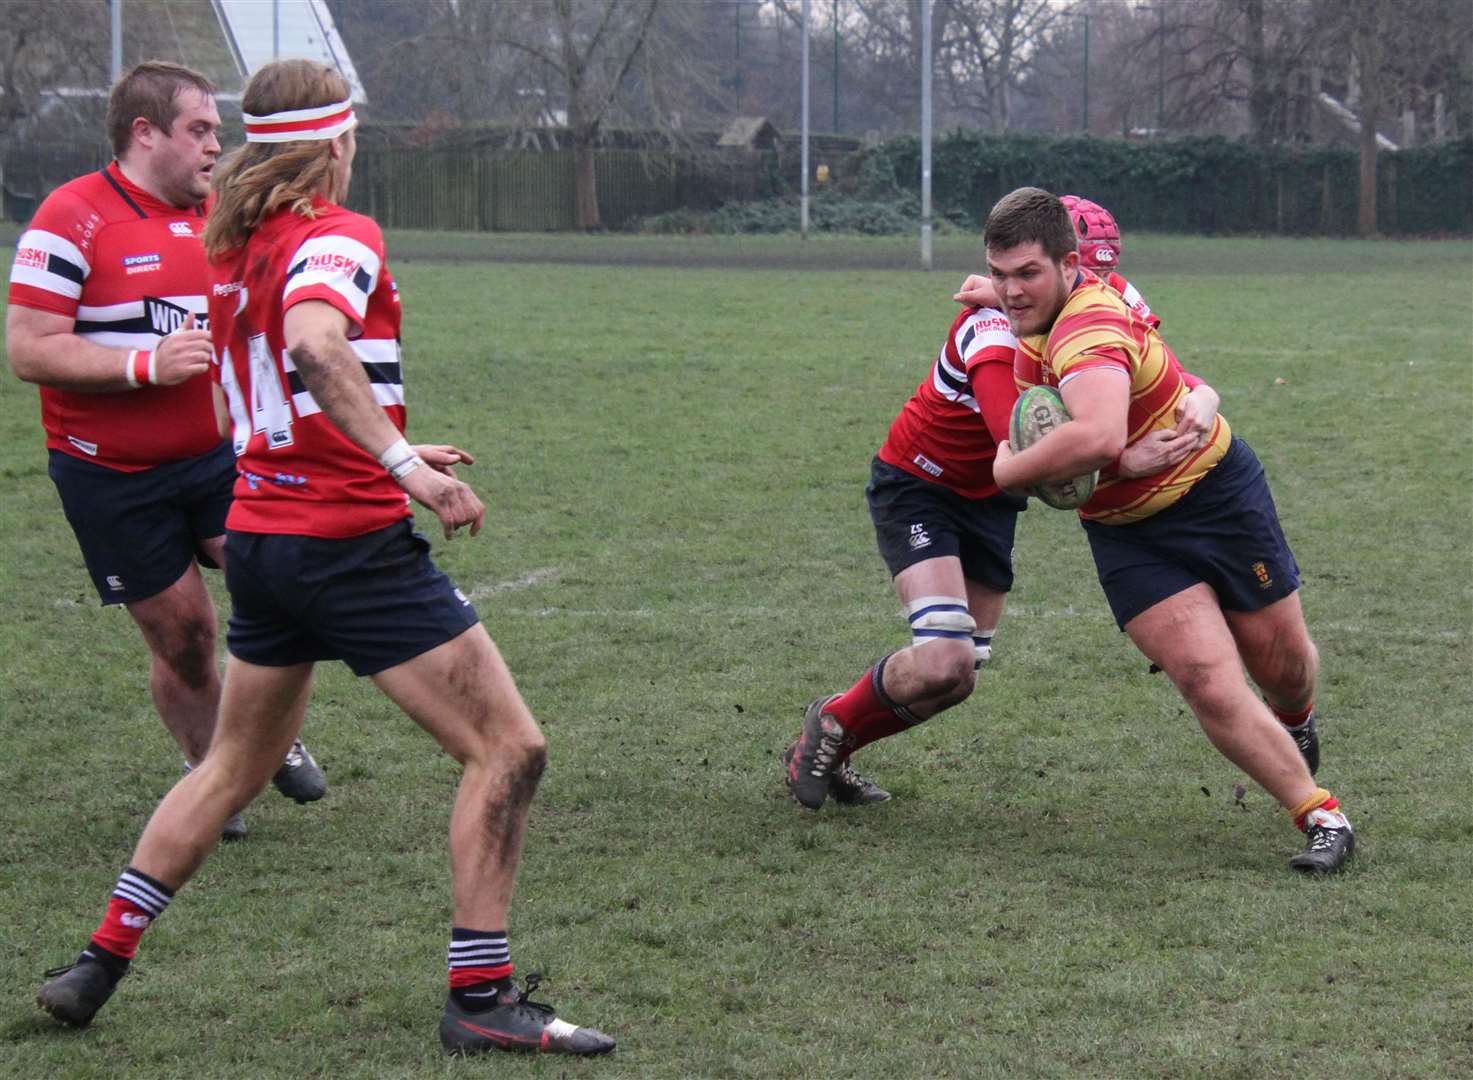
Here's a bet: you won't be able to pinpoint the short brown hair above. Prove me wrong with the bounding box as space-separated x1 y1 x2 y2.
984 187 1078 263
203 60 353 259
107 61 216 157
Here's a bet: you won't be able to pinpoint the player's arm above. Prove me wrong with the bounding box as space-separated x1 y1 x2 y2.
6 304 212 393
283 299 483 538
994 368 1130 492
952 274 1001 309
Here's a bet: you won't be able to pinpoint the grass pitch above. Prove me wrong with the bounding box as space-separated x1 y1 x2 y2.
1 231 1470 1078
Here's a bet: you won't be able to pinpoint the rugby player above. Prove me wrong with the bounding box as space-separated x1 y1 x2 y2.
6 62 326 839
956 194 1322 771
36 59 616 1056
986 187 1351 873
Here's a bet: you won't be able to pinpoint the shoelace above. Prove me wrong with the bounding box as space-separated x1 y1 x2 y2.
1306 825 1340 852
505 972 557 1019
832 760 869 790
807 723 848 776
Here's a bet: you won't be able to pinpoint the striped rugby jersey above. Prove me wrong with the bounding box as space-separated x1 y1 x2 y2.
209 198 408 538
7 162 219 471
877 304 1017 499
1014 271 1230 525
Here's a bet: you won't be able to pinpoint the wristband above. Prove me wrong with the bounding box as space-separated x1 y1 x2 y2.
389 455 423 481
125 349 152 389
377 437 422 482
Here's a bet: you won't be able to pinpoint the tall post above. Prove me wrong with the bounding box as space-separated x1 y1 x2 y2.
832 0 840 131
920 0 932 270
111 0 123 84
273 0 280 60
734 1 743 108
1156 4 1165 132
1082 11 1090 133
801 0 811 242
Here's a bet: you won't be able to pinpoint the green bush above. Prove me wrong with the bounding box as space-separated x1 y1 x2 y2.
634 192 967 236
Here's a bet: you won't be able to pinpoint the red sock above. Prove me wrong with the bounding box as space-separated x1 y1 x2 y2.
826 658 922 755
1272 702 1313 728
91 897 155 960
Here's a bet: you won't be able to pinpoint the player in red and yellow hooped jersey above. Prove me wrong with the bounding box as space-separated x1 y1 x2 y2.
7 62 325 853
986 187 1353 874
35 59 616 1056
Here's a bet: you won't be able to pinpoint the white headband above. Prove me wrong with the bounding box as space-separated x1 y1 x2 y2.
243 98 356 143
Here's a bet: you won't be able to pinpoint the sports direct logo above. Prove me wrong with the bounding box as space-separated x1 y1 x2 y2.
304 252 360 276
15 246 47 269
124 253 162 275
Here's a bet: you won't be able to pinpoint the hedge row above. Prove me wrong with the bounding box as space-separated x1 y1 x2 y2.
848 132 1473 236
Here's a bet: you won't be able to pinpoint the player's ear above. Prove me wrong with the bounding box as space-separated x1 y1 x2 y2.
1061 250 1080 276
128 115 156 151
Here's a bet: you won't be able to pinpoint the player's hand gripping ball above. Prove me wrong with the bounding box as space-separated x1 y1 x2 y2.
1008 385 1098 510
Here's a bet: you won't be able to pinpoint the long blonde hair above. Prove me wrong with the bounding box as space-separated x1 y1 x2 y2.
203 60 352 259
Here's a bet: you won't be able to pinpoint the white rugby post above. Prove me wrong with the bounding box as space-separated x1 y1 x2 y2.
920 0 933 270
801 0 811 242
111 0 123 84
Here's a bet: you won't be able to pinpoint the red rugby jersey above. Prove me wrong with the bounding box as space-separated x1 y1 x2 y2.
876 305 1017 499
1014 272 1230 524
7 162 219 471
210 199 408 538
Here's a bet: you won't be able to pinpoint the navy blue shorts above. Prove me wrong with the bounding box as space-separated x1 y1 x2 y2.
866 458 1027 591
1082 437 1302 630
224 519 480 676
48 442 235 605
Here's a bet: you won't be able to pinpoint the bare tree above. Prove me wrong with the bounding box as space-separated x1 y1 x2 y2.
939 0 1062 133
0 1 109 140
492 0 661 228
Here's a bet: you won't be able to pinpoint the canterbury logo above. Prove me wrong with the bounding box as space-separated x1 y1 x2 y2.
120 913 151 928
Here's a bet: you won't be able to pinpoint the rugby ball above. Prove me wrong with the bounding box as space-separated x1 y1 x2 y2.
1008 385 1098 510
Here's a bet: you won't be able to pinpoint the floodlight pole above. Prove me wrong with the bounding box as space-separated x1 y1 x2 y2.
273 0 281 60
920 0 932 270
111 0 122 84
1157 3 1165 132
832 0 840 132
801 0 811 242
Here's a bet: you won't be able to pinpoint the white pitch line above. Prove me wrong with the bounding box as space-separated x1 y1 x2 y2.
466 567 561 600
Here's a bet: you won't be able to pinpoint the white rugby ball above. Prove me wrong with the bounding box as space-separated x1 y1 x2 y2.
1008 385 1098 510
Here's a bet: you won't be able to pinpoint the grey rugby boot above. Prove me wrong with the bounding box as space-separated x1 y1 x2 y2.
785 697 854 810
271 739 327 803
440 974 616 1056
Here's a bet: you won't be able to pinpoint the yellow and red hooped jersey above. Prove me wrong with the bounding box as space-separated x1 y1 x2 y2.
7 163 220 471
1014 272 1231 524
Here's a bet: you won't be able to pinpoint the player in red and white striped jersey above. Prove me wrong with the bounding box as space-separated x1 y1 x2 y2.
6 62 325 846
37 60 615 1056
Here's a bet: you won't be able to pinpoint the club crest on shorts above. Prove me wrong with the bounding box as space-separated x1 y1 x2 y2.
1251 560 1273 588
